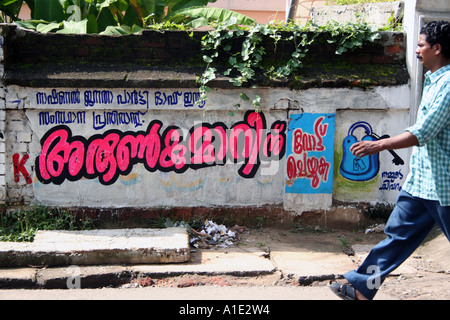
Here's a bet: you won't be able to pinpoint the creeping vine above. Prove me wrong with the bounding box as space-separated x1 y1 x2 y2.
195 18 381 108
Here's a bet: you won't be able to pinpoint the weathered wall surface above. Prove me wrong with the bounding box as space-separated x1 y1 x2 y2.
311 1 404 28
0 24 410 228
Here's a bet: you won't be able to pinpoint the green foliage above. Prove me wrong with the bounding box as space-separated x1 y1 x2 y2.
0 0 32 22
196 17 268 108
379 10 403 31
197 19 381 107
169 6 255 28
10 0 255 34
319 19 380 55
3 2 385 109
0 206 96 242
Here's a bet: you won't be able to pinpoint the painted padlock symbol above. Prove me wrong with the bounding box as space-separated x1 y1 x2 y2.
340 121 379 181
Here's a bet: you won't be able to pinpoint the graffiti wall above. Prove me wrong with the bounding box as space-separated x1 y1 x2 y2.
285 113 335 194
35 111 286 185
4 87 289 208
2 85 411 214
333 109 410 204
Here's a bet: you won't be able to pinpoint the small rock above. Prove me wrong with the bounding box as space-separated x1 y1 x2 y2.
365 223 385 234
136 276 154 287
177 278 197 288
209 276 231 286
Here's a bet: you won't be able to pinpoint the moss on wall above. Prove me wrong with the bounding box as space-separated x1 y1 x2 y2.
1 25 408 89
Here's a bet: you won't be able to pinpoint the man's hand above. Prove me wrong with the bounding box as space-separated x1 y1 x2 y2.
350 132 419 158
350 140 382 158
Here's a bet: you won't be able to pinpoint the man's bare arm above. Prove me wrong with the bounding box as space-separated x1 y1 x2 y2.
350 132 419 158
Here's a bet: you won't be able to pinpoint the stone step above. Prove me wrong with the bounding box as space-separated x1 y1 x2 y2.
0 228 190 268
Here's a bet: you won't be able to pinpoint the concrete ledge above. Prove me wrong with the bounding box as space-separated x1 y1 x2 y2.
311 1 404 28
1 24 408 89
0 228 190 268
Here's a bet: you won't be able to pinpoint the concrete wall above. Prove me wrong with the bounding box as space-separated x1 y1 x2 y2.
208 0 288 23
208 1 330 24
0 24 410 228
404 0 450 125
311 1 405 28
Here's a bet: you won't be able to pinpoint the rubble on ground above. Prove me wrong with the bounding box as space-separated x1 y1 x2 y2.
166 219 245 249
365 223 386 234
190 220 246 248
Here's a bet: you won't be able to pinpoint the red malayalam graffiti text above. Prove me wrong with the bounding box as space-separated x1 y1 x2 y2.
293 116 328 154
286 116 331 189
13 153 32 184
36 111 286 185
286 154 330 189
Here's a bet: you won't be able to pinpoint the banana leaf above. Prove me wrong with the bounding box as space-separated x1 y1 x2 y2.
169 6 255 27
96 5 117 32
33 0 65 22
135 0 156 18
122 2 142 26
169 0 215 13
36 21 61 32
56 19 87 33
0 0 23 21
100 24 143 35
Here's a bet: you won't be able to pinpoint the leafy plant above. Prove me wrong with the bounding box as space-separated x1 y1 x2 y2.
12 0 255 34
379 10 403 32
3 1 385 110
318 19 380 55
196 19 381 107
169 5 255 29
0 0 32 22
0 206 96 242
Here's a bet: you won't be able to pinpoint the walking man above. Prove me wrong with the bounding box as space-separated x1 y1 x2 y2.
330 20 450 300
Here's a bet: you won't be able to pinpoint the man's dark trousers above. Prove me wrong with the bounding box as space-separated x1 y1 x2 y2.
344 190 450 300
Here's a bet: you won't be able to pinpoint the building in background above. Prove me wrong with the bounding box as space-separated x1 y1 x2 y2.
17 0 327 25
208 0 326 24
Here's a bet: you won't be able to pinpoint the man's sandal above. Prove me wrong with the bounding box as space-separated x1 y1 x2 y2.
328 281 357 300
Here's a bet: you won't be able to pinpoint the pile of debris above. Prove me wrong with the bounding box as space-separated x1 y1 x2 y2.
164 218 245 248
190 220 247 248
365 223 386 234
168 219 242 249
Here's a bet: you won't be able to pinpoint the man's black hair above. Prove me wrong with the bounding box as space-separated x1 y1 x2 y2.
420 20 450 59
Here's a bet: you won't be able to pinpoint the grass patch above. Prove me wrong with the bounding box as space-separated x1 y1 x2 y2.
0 206 96 242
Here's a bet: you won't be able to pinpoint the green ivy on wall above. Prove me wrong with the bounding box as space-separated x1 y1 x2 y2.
1 1 388 110
196 18 381 109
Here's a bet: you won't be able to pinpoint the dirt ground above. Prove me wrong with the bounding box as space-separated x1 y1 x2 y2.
127 226 450 300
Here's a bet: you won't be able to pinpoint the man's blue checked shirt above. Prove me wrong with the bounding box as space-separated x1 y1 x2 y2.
404 64 450 206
